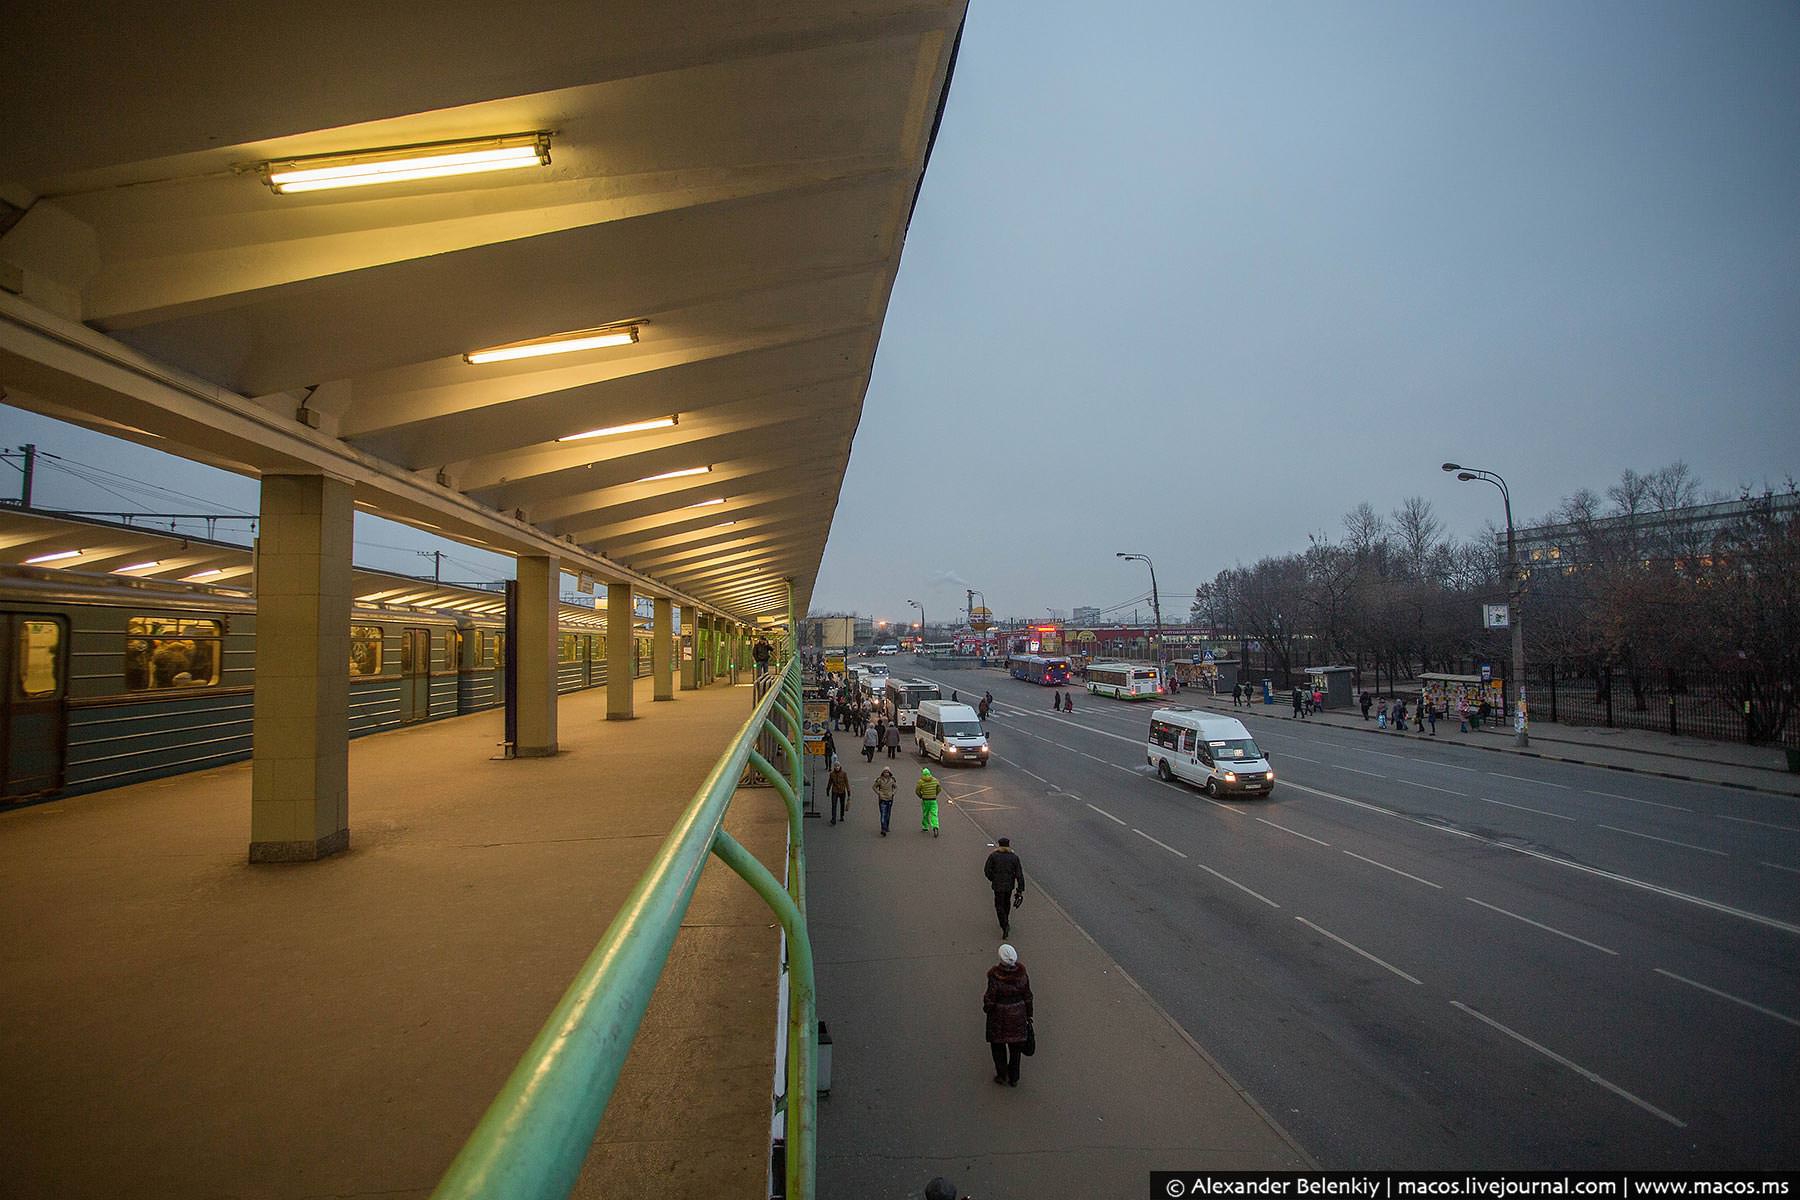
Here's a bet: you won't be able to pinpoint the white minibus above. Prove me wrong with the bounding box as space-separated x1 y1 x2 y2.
1087 661 1162 701
915 700 989 766
883 677 941 728
1145 708 1275 797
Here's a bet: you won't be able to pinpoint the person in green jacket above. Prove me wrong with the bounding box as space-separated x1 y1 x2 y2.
916 768 941 837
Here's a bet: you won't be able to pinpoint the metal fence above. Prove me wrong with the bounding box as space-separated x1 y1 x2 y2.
1524 662 1798 748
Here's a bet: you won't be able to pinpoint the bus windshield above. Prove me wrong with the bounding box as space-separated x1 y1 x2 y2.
942 720 983 738
1206 738 1263 761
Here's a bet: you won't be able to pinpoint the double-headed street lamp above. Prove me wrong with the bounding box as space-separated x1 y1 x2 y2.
1115 552 1165 677
1442 461 1528 747
907 598 924 642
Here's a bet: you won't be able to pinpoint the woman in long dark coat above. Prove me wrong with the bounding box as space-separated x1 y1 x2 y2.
983 943 1033 1086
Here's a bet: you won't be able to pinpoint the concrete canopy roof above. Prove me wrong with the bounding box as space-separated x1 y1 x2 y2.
0 1 965 621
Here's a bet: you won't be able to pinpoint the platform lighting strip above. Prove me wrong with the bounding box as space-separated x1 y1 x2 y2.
636 465 710 484
464 324 639 365
112 561 163 574
686 497 727 508
23 549 84 565
558 415 677 443
183 568 226 581
262 133 550 194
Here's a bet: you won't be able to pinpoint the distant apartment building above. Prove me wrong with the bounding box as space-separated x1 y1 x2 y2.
1072 606 1101 624
1509 491 1800 570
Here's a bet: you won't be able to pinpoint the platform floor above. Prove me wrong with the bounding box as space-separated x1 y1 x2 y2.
0 676 786 1200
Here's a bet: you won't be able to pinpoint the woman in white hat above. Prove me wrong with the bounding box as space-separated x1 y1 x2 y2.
983 943 1033 1086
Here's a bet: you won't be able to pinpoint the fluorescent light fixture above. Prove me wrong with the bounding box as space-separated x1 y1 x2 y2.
707 522 738 530
183 568 226 581
262 133 550 194
464 324 639 365
636 465 710 484
24 549 84 565
686 498 727 508
558 414 677 442
113 561 163 574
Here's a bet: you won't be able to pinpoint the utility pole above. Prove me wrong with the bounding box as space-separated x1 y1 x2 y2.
1116 553 1165 676
15 443 36 507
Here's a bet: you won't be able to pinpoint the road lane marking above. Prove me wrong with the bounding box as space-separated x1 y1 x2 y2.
1196 863 1281 909
1759 860 1800 876
1595 823 1728 858
1284 753 1321 763
1342 849 1443 889
1715 813 1800 834
1465 896 1618 956
1163 780 1246 814
1487 771 1570 789
1651 968 1800 1028
1337 766 1387 779
1480 796 1577 821
1393 779 1469 797
1295 917 1423 985
1450 1002 1685 1128
1257 818 1330 847
1280 779 1800 936
1086 803 1127 827
1132 828 1189 858
1583 788 1688 812
1432 763 1484 773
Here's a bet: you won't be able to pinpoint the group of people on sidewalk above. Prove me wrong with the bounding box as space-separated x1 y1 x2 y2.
823 762 943 835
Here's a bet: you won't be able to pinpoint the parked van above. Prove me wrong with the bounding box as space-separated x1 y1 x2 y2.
1145 708 1274 797
916 700 989 766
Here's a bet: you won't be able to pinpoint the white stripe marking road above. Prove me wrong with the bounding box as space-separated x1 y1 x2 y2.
1451 1002 1686 1128
1342 850 1443 889
1196 863 1282 909
1086 803 1127 827
1759 860 1800 876
1487 771 1569 789
1280 779 1800 936
1584 788 1689 812
1465 897 1618 955
1257 818 1331 847
1295 917 1423 985
1338 766 1387 779
1595 823 1728 858
1132 828 1189 858
1393 779 1469 797
1480 796 1577 821
1284 753 1321 763
1715 813 1800 834
1652 968 1800 1028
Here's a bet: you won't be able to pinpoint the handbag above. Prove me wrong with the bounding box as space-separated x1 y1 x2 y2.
1022 1018 1036 1057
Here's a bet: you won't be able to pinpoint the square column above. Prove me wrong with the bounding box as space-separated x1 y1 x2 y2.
702 615 716 684
680 608 698 691
652 596 674 701
515 554 559 756
250 474 353 863
606 583 636 720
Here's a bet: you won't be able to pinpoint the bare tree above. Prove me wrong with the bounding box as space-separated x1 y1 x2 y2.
1391 496 1445 580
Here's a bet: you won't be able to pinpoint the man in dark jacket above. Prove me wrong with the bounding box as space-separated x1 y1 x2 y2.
984 837 1026 938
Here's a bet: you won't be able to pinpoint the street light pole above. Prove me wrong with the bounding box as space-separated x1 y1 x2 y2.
907 598 924 646
1116 552 1165 679
1443 462 1528 747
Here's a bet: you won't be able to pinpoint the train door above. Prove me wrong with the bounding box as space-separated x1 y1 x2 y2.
400 627 431 723
445 629 465 714
1 613 69 799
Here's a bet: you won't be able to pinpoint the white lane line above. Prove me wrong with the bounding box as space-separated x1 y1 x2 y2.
1280 779 1800 937
1595 823 1729 858
1487 771 1570 789
1256 818 1331 847
1284 753 1321 763
1086 803 1128 827
1480 796 1577 821
1716 813 1800 834
1132 828 1189 858
1432 763 1485 773
1196 862 1282 909
1338 766 1387 779
1465 896 1618 956
1450 1002 1685 1127
1167 782 1245 814
1342 849 1443 889
1585 788 1689 812
1652 968 1800 1029
1758 860 1800 876
1295 917 1423 985
1393 779 1470 797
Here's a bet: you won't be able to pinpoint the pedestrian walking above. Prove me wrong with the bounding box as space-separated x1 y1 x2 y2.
1415 702 1427 733
827 761 850 825
1063 691 1074 713
951 690 959 702
753 637 772 676
823 729 837 763
1291 686 1304 719
883 720 901 759
984 837 1026 938
873 767 898 835
917 768 941 836
1393 698 1408 733
1426 705 1438 736
1312 685 1323 713
977 695 992 721
1054 691 1062 712
983 943 1033 1087
1359 689 1373 720
1457 696 1470 733
862 722 879 762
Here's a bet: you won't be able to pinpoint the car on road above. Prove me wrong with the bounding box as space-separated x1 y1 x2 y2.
915 699 989 766
1146 708 1274 797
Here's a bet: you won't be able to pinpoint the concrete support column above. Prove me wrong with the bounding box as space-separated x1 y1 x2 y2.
652 596 674 701
249 474 353 863
680 607 698 691
698 614 713 685
606 583 635 720
515 554 559 756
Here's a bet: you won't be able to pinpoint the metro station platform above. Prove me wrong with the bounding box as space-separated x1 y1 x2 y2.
0 675 786 1200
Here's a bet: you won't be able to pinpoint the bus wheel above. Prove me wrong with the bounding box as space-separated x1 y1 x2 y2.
1157 759 1173 782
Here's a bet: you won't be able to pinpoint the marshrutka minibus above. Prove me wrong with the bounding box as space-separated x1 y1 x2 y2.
1086 661 1162 701
883 677 942 729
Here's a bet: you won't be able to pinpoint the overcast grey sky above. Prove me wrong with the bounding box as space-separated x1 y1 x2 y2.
811 0 1800 625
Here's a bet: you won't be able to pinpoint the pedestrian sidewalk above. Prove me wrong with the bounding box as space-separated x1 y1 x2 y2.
1180 687 1800 797
808 747 1311 1200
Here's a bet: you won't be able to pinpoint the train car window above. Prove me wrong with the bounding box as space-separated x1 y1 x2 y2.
494 634 506 669
17 619 63 699
349 625 384 676
125 616 223 690
558 633 579 664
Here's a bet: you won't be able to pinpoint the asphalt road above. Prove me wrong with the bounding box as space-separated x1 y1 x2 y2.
902 664 1799 1169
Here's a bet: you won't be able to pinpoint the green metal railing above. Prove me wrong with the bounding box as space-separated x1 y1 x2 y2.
432 656 813 1200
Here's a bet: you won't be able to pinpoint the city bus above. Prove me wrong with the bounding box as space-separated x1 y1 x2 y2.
1008 654 1071 686
1086 661 1162 700
883 677 942 728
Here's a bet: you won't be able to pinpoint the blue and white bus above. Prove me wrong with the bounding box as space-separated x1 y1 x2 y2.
1086 662 1161 700
1009 654 1071 686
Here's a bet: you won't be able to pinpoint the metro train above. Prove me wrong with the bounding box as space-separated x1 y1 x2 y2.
0 568 652 805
